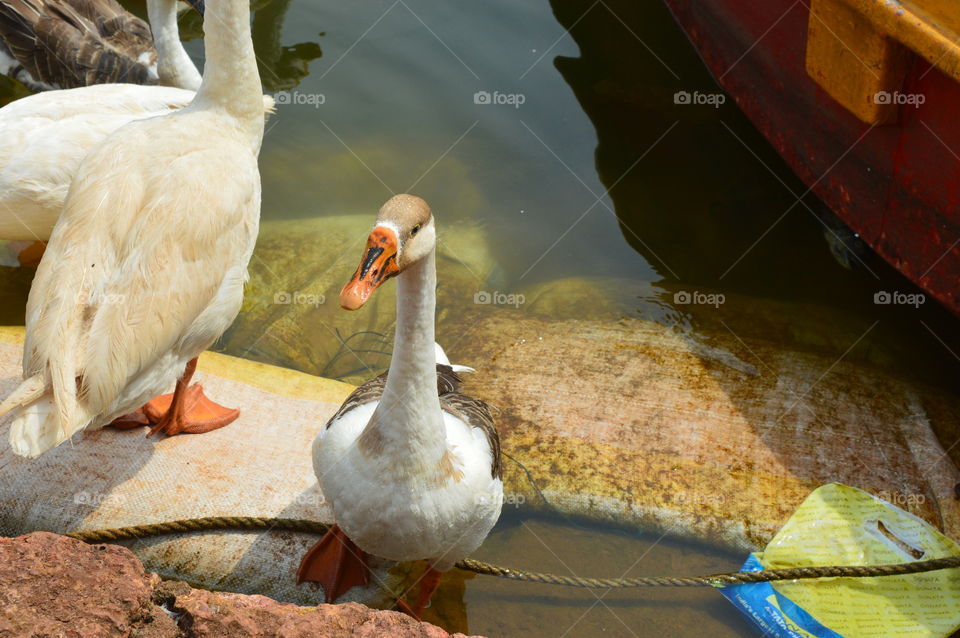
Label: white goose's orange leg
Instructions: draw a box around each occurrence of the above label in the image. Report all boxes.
[16,241,46,268]
[396,565,443,619]
[110,357,239,435]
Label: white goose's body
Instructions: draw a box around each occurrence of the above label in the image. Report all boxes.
[303,196,502,613]
[0,83,194,240]
[0,0,274,243]
[0,0,265,457]
[315,363,502,569]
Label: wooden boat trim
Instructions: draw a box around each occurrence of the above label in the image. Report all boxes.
[807,0,960,123]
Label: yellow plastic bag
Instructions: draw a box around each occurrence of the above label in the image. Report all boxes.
[721,483,960,637]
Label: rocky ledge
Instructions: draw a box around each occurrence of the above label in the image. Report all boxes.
[0,532,482,638]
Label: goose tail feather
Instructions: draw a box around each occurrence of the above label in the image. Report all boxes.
[1,372,90,458]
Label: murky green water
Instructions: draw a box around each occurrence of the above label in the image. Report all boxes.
[1,0,959,635]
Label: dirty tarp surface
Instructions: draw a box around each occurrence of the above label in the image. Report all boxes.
[0,328,400,606]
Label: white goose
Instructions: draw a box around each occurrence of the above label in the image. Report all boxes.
[0,0,271,245]
[0,0,203,91]
[0,0,264,457]
[297,194,503,617]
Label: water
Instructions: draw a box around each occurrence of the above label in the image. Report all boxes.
[234,0,959,392]
[1,0,959,636]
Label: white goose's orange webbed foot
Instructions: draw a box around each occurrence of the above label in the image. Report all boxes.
[108,357,239,436]
[297,524,371,603]
[143,384,240,436]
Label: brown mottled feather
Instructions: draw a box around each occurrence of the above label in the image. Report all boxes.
[327,363,502,478]
[439,391,501,478]
[0,0,156,88]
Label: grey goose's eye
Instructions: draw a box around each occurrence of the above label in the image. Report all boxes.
[411,224,421,236]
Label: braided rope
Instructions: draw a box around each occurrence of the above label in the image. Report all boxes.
[65,516,325,542]
[64,516,960,589]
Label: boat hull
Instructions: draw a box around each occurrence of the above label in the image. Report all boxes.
[663,0,960,315]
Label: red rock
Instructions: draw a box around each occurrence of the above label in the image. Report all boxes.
[0,533,483,638]
[0,531,175,638]
[169,589,467,638]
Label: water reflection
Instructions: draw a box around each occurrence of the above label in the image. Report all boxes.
[252,0,323,91]
[179,0,323,90]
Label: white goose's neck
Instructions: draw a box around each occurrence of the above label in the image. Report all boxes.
[148,0,202,90]
[191,0,264,139]
[368,249,446,466]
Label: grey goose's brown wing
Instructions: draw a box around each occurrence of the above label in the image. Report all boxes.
[63,0,153,57]
[0,0,156,89]
[325,363,465,428]
[325,371,388,428]
[325,362,500,477]
[0,0,49,80]
[440,391,501,479]
[436,363,463,394]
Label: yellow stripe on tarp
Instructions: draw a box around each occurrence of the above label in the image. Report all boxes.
[0,325,355,404]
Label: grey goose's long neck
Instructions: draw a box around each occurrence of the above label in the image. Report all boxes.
[367,249,446,466]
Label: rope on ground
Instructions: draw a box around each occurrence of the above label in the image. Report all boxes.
[64,516,960,589]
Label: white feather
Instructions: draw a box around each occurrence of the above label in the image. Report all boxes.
[316,404,502,571]
[434,342,475,373]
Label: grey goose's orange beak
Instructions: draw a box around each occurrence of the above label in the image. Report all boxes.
[340,226,401,310]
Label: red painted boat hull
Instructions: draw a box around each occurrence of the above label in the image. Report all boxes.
[662,1,960,315]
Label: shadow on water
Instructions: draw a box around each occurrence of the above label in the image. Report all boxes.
[251,0,323,91]
[170,0,324,91]
[548,0,960,439]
